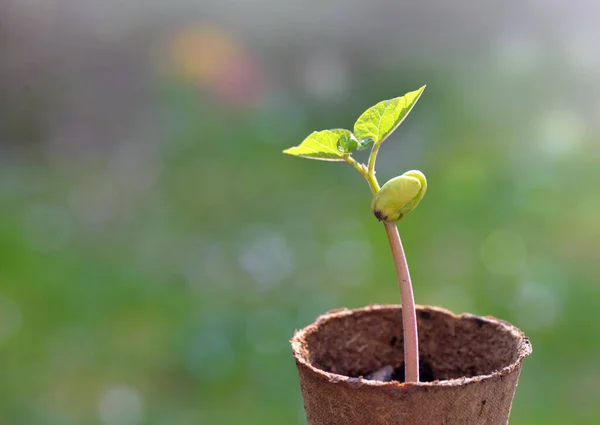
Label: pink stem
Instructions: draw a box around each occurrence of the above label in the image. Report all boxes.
[383,221,419,382]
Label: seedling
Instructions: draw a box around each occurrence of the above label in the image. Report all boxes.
[284,86,427,382]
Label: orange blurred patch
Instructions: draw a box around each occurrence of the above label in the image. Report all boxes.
[165,24,264,107]
[168,25,241,84]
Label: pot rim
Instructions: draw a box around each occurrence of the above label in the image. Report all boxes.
[291,304,532,389]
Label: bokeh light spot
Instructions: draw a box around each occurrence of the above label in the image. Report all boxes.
[494,33,542,75]
[98,386,144,425]
[513,282,561,331]
[536,108,586,158]
[167,25,240,84]
[238,225,294,290]
[480,229,527,276]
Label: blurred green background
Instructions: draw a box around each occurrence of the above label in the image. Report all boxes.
[1,1,599,424]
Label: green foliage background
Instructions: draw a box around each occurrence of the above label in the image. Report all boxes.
[1,3,600,424]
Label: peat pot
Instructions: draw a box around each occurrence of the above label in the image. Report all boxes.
[291,305,532,425]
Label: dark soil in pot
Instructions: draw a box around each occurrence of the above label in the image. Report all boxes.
[291,305,531,425]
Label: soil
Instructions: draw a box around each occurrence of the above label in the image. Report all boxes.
[303,306,521,382]
[361,358,435,382]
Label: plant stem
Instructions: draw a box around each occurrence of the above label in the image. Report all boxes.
[383,222,419,382]
[367,143,381,177]
[346,157,380,193]
[347,154,420,382]
[345,156,368,179]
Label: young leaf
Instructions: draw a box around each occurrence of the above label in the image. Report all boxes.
[356,137,374,151]
[283,129,352,161]
[354,86,426,145]
[338,133,359,153]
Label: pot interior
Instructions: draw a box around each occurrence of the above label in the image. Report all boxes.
[300,306,526,382]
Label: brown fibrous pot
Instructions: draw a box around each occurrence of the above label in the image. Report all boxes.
[291,304,532,425]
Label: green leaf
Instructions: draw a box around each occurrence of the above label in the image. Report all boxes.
[354,86,426,145]
[356,137,374,151]
[338,134,359,153]
[283,129,352,161]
